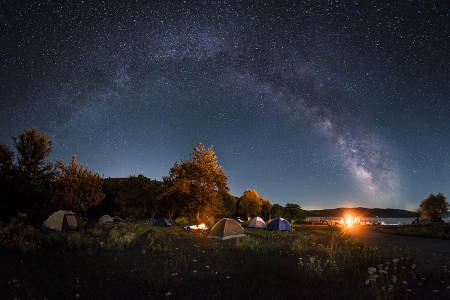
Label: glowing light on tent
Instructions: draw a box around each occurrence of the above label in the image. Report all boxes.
[197,223,207,230]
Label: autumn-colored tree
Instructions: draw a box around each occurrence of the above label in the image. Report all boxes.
[419,193,449,220]
[12,128,54,211]
[166,143,228,223]
[158,176,189,223]
[53,155,105,212]
[237,189,262,219]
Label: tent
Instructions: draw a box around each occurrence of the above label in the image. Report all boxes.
[248,216,267,229]
[98,215,114,225]
[42,210,84,232]
[112,216,122,223]
[208,218,246,240]
[266,218,292,231]
[153,218,172,227]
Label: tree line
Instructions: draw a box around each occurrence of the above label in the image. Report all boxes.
[0,128,306,225]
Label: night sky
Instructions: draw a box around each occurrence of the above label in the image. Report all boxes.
[1,1,449,210]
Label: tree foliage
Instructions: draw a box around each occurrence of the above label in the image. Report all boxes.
[283,203,306,222]
[260,198,272,220]
[12,128,55,211]
[110,175,161,219]
[0,143,15,220]
[270,204,284,218]
[165,143,228,222]
[237,189,262,219]
[419,193,449,220]
[217,191,237,218]
[53,155,105,212]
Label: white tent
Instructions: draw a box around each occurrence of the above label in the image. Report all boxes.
[248,216,267,228]
[42,210,84,232]
[98,215,114,225]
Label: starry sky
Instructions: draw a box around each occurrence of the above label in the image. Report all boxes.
[1,1,449,210]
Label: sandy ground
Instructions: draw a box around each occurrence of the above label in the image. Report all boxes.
[345,225,450,266]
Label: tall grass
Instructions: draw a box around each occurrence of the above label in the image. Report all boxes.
[1,221,450,299]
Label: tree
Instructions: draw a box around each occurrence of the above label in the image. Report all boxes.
[12,128,54,211]
[217,191,237,218]
[260,198,272,220]
[271,204,284,218]
[110,175,161,219]
[236,189,262,219]
[166,143,228,223]
[419,193,449,220]
[53,155,105,212]
[283,203,306,223]
[0,143,15,220]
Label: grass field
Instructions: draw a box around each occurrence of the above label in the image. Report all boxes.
[1,219,450,300]
[379,222,450,240]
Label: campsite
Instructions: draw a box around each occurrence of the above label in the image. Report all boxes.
[2,219,450,299]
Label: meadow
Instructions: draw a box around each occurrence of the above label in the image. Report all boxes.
[1,219,450,300]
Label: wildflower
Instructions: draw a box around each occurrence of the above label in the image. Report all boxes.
[368,267,377,275]
[206,265,209,268]
[165,292,171,297]
[378,269,387,274]
[226,276,230,279]
[411,264,416,269]
[171,273,177,276]
[193,270,198,273]
[391,275,397,283]
[402,281,407,285]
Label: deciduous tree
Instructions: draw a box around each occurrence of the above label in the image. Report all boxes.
[0,143,15,220]
[12,128,54,211]
[53,155,105,212]
[283,203,306,223]
[260,198,272,220]
[270,204,284,218]
[419,193,449,220]
[166,143,228,223]
[237,189,262,219]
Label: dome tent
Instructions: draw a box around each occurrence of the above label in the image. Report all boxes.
[153,218,172,227]
[266,218,292,231]
[42,210,84,232]
[248,216,267,228]
[208,218,246,240]
[98,215,114,225]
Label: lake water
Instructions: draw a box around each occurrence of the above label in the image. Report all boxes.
[306,217,450,225]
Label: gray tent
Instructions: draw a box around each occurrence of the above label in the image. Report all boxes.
[42,210,84,232]
[208,218,246,240]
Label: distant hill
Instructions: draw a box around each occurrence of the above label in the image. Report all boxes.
[305,207,417,218]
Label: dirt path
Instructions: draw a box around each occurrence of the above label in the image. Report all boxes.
[345,225,450,265]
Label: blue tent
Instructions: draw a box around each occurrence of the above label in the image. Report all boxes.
[266,218,292,231]
[153,218,172,227]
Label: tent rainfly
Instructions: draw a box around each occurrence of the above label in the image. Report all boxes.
[153,218,172,227]
[98,215,114,225]
[248,216,267,228]
[208,218,246,240]
[42,210,84,232]
[266,217,292,231]
[112,216,122,223]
